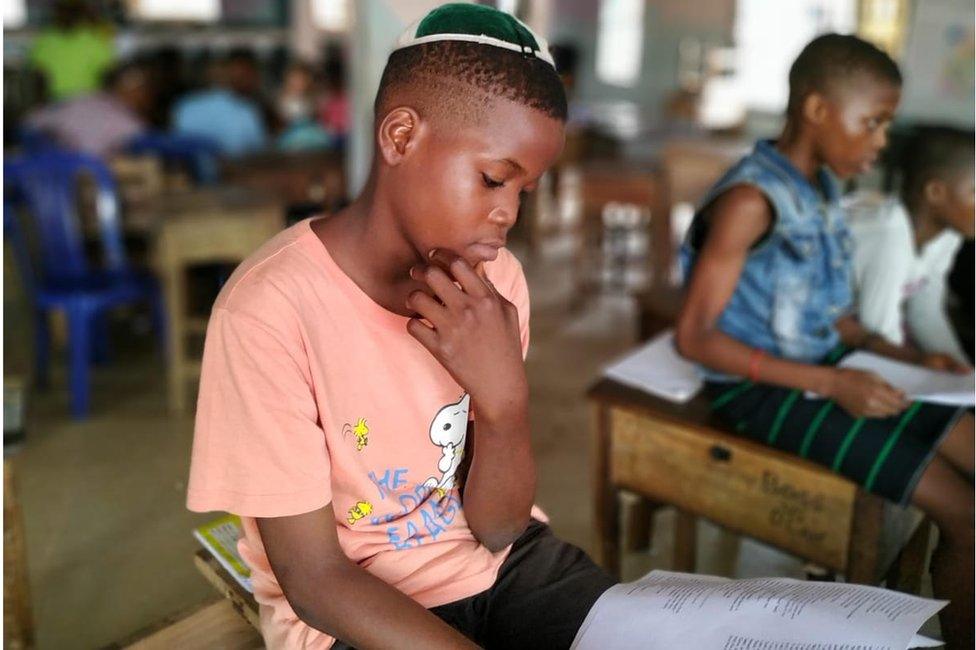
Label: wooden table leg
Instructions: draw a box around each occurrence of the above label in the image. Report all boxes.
[625,496,656,552]
[674,509,698,572]
[4,458,34,650]
[592,404,620,578]
[847,490,883,584]
[163,257,187,414]
[886,518,932,594]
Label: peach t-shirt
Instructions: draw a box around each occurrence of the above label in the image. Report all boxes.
[187,219,532,649]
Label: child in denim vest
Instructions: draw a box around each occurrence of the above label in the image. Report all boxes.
[676,34,973,648]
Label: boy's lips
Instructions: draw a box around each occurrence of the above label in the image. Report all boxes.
[469,241,505,261]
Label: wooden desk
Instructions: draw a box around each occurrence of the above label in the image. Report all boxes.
[221,149,345,209]
[4,456,33,650]
[151,187,285,413]
[566,161,671,298]
[588,378,930,590]
[659,138,748,208]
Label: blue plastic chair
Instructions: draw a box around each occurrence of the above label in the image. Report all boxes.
[125,132,221,185]
[17,126,59,153]
[4,149,166,418]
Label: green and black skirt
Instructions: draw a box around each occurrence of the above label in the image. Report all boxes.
[704,348,965,505]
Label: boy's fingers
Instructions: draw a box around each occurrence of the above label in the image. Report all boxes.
[416,265,466,310]
[408,266,441,301]
[428,249,489,298]
[406,317,438,351]
[426,249,462,276]
[406,290,448,328]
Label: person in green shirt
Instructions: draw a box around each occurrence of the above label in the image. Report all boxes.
[29,0,115,101]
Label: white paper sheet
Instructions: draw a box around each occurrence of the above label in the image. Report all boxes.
[603,330,703,402]
[814,351,974,406]
[908,633,943,648]
[571,570,946,650]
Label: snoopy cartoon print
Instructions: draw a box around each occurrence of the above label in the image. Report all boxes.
[423,393,470,496]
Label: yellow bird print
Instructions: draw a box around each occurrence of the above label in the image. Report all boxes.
[347,500,373,525]
[352,418,369,451]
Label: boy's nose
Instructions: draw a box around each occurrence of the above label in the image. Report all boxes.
[488,205,517,229]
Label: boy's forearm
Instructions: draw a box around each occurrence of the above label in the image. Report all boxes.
[294,557,477,650]
[462,402,536,552]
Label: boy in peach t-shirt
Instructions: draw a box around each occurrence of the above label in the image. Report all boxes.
[187,5,615,649]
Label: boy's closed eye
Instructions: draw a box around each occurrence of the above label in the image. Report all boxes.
[480,172,539,201]
[481,172,505,188]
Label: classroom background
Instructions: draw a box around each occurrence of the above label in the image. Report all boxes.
[2,0,973,648]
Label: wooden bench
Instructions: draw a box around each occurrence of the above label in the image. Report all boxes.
[589,377,931,592]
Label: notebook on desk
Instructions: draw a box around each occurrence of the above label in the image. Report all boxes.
[602,330,703,403]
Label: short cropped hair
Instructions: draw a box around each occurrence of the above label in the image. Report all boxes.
[901,126,975,204]
[787,33,901,116]
[374,41,567,127]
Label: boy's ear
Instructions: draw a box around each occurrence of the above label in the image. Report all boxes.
[924,179,948,206]
[802,92,830,126]
[377,107,423,166]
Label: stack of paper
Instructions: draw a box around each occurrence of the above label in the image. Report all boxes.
[603,330,703,403]
[572,570,946,649]
[829,352,975,406]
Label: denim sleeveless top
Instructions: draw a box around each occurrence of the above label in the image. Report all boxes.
[680,140,854,380]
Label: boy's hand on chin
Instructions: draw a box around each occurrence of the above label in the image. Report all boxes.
[405,249,528,423]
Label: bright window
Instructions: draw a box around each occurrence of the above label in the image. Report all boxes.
[733,0,857,112]
[2,0,25,28]
[595,0,645,88]
[311,0,349,32]
[131,0,220,22]
[496,0,519,15]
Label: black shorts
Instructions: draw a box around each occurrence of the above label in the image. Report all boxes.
[333,519,616,649]
[704,348,965,505]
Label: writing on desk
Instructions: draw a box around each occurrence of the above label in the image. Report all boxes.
[762,471,828,545]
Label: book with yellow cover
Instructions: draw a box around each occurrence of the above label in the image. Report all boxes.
[193,514,253,593]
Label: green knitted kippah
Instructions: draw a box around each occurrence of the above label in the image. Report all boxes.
[394,3,555,67]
